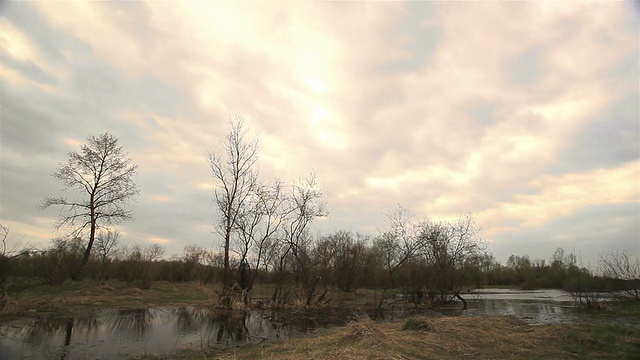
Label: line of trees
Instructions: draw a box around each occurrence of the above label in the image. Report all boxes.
[203,119,497,308]
[1,213,486,309]
[1,118,637,312]
[2,225,638,310]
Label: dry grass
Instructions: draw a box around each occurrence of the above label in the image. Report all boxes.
[1,280,211,318]
[401,316,437,332]
[204,315,640,360]
[340,314,388,345]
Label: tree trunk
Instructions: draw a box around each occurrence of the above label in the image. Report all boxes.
[223,217,232,288]
[377,288,388,310]
[64,319,74,346]
[0,276,6,311]
[454,292,468,310]
[75,210,97,281]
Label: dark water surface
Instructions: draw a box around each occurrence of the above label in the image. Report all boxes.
[0,289,637,359]
[0,306,373,360]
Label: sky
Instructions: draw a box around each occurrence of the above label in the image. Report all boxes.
[0,1,638,267]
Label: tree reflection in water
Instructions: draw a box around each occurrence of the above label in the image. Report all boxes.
[110,308,153,338]
[0,306,358,359]
[0,315,100,359]
[0,289,623,359]
[175,307,275,347]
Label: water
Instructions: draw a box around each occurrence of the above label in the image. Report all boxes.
[458,288,637,327]
[460,289,578,325]
[0,289,636,359]
[0,307,361,359]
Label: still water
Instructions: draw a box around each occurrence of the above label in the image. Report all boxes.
[0,307,362,360]
[461,288,579,325]
[0,289,635,359]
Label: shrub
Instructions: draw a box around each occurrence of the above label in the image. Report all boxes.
[31,237,85,284]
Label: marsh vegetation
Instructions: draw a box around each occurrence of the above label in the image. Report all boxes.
[1,280,639,359]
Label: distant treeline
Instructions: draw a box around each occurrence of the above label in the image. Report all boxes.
[2,230,638,307]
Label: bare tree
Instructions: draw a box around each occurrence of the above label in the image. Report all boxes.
[334,233,368,292]
[118,243,165,289]
[0,225,8,255]
[285,174,327,305]
[270,174,327,307]
[234,179,288,303]
[600,250,640,301]
[0,225,35,310]
[420,213,485,309]
[94,228,120,282]
[374,205,423,309]
[208,117,259,291]
[311,231,368,294]
[0,224,11,310]
[181,245,212,283]
[95,229,120,263]
[42,132,139,280]
[36,237,86,284]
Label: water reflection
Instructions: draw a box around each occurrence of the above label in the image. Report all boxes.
[463,299,578,325]
[0,307,322,359]
[460,289,639,327]
[1,289,636,359]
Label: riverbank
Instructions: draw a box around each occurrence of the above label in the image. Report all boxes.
[4,279,638,321]
[1,280,211,319]
[136,315,640,359]
[1,279,398,319]
[3,280,640,359]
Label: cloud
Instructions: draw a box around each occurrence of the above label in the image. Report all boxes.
[0,1,637,266]
[506,45,545,87]
[550,94,640,174]
[382,1,441,72]
[477,161,640,233]
[490,202,640,265]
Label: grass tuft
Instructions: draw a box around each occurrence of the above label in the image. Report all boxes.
[339,314,387,345]
[402,316,437,332]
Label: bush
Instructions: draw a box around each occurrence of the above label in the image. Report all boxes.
[30,237,85,284]
[113,244,165,289]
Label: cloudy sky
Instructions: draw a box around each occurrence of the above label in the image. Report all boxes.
[1,1,638,266]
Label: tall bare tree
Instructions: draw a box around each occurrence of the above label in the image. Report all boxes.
[374,205,423,308]
[600,250,640,301]
[208,117,259,289]
[234,179,288,302]
[419,213,485,309]
[42,132,139,280]
[268,174,327,306]
[285,174,327,305]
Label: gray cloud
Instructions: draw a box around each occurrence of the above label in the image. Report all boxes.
[490,203,640,266]
[381,1,441,72]
[507,46,544,87]
[1,1,637,263]
[549,94,639,174]
[4,2,83,62]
